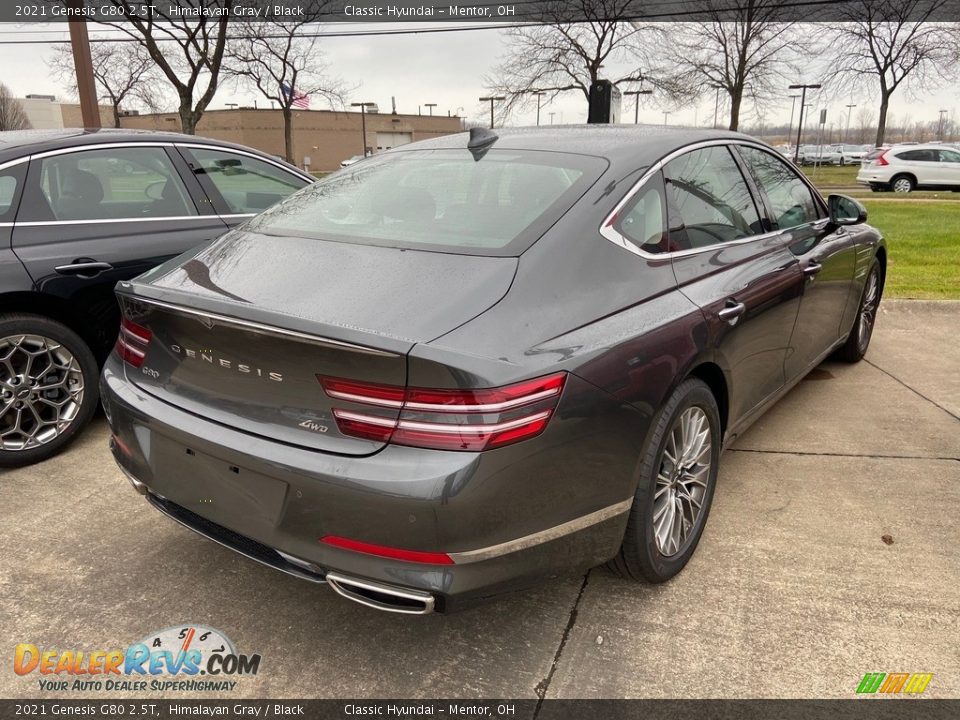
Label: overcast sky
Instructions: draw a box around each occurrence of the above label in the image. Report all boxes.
[0,22,956,134]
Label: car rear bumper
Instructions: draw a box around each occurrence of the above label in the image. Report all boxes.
[100,356,638,613]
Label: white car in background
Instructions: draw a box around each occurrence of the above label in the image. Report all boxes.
[857,144,960,192]
[832,144,873,165]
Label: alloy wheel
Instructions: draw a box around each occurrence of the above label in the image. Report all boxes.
[0,334,84,451]
[858,268,880,353]
[892,177,913,193]
[653,406,712,557]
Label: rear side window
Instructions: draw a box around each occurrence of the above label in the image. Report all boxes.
[21,147,197,222]
[614,172,668,253]
[663,146,762,250]
[896,149,936,162]
[0,171,19,220]
[246,149,607,256]
[738,146,820,230]
[182,147,306,214]
[938,149,960,163]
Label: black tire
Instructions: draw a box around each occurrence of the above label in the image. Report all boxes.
[837,258,882,363]
[0,313,100,468]
[891,174,915,193]
[608,378,722,583]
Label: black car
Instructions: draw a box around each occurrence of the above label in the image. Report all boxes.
[101,127,884,613]
[0,129,312,466]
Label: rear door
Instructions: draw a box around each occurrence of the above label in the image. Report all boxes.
[176,145,310,228]
[11,144,227,357]
[936,148,960,186]
[735,145,857,380]
[665,144,804,425]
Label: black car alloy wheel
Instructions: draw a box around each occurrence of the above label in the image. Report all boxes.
[0,314,99,468]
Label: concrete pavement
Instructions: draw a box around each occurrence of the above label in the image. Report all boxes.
[1,300,957,700]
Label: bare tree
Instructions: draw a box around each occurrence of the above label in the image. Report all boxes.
[856,105,874,143]
[824,0,958,146]
[483,0,675,123]
[99,1,233,134]
[666,0,805,131]
[226,6,347,163]
[0,83,31,131]
[48,42,161,128]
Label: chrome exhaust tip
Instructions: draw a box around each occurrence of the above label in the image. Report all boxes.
[325,571,435,615]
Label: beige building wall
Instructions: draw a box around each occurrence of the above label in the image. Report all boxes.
[119,108,462,171]
[59,102,117,129]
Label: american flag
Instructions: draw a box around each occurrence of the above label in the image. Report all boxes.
[280,83,310,109]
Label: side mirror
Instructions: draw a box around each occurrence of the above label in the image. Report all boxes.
[828,194,867,226]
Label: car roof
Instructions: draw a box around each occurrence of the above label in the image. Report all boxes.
[0,128,300,169]
[396,125,758,169]
[889,143,952,150]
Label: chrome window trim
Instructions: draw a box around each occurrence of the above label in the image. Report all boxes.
[600,138,799,259]
[0,157,30,171]
[15,215,209,227]
[448,498,633,564]
[29,141,175,160]
[120,294,399,358]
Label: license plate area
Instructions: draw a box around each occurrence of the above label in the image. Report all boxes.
[149,435,289,532]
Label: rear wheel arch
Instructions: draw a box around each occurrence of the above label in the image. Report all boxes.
[0,292,102,360]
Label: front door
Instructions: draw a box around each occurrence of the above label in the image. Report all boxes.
[734,145,857,380]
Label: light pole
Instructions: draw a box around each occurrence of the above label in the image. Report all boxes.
[350,101,376,157]
[533,91,546,126]
[623,89,653,124]
[844,103,857,143]
[789,83,822,163]
[663,110,671,126]
[786,94,800,149]
[709,84,724,129]
[478,96,505,129]
[549,112,556,125]
[938,109,949,141]
[424,103,437,116]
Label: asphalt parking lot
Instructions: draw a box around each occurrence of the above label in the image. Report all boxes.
[2,300,958,700]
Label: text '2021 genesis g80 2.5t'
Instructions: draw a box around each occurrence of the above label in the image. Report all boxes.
[101,126,885,614]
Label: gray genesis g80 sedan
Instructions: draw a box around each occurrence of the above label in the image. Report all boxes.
[101,126,885,614]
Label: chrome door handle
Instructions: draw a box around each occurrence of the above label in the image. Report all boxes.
[803,262,823,277]
[54,261,114,276]
[718,301,746,325]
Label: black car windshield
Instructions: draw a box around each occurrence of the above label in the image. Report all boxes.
[245,148,607,256]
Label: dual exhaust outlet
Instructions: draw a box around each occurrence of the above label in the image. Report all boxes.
[119,460,437,615]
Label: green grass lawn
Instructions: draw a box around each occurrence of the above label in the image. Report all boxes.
[862,200,960,299]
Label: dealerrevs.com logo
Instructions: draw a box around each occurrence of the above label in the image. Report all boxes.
[14,624,261,693]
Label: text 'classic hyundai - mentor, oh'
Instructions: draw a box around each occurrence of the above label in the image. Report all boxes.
[101,126,885,614]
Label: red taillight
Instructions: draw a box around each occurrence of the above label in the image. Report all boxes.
[319,372,566,452]
[115,317,152,369]
[876,151,889,166]
[319,535,454,565]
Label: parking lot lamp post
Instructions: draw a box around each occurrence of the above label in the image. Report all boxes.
[789,83,821,163]
[845,103,857,143]
[425,103,437,116]
[350,102,375,157]
[479,96,506,129]
[623,89,652,124]
[533,92,547,125]
[663,110,671,126]
[786,94,800,151]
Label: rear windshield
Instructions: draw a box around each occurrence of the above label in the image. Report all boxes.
[245,148,607,256]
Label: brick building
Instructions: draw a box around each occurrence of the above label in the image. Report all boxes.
[119,108,463,172]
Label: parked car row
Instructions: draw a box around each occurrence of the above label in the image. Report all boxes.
[777,143,874,166]
[0,129,313,466]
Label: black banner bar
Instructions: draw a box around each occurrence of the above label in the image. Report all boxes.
[2,0,960,24]
[2,700,960,720]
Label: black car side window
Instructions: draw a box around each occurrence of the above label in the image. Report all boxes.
[21,147,197,223]
[663,146,762,251]
[182,148,306,215]
[0,166,21,221]
[738,146,819,231]
[614,172,668,253]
